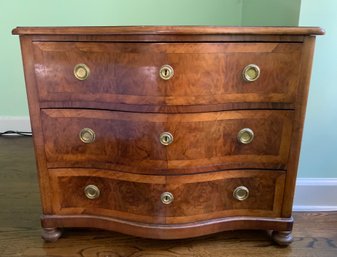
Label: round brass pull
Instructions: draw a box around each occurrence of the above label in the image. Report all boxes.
[237,128,254,144]
[160,132,173,146]
[84,185,100,199]
[233,186,249,201]
[74,63,90,80]
[79,128,96,144]
[159,64,174,80]
[161,192,174,204]
[242,64,260,82]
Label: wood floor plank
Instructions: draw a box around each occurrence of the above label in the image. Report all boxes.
[0,137,336,257]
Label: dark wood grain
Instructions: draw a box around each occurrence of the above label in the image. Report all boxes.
[47,168,285,226]
[33,42,301,107]
[41,109,167,172]
[49,168,166,224]
[41,109,293,173]
[164,170,286,223]
[166,110,293,172]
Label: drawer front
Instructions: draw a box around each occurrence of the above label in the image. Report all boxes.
[33,42,301,107]
[165,170,286,223]
[166,110,293,172]
[41,109,293,173]
[49,169,166,224]
[41,109,167,173]
[49,169,285,224]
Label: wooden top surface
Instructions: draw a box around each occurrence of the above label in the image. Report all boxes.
[12,26,325,36]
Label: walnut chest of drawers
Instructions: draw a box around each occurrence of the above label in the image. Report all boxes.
[13,26,323,245]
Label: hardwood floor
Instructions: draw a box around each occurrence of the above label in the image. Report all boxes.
[0,136,336,257]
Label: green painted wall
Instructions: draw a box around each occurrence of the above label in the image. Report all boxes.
[241,0,301,26]
[298,0,336,178]
[0,0,244,116]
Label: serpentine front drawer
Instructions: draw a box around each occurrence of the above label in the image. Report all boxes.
[33,42,301,108]
[49,168,285,227]
[41,109,293,173]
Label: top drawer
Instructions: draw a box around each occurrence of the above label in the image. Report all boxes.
[33,42,302,108]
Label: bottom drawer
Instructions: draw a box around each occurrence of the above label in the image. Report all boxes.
[165,170,285,224]
[49,169,285,224]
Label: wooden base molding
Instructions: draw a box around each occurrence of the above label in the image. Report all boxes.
[41,215,293,240]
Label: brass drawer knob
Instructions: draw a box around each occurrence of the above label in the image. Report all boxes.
[242,64,260,82]
[84,185,100,199]
[160,132,173,146]
[233,186,249,201]
[161,192,174,204]
[159,64,174,80]
[237,128,254,144]
[74,63,90,80]
[79,128,96,144]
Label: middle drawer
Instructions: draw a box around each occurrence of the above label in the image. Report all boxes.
[41,109,293,174]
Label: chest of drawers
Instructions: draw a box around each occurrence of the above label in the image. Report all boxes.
[13,26,323,245]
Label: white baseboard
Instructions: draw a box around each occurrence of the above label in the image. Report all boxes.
[294,178,337,211]
[0,117,336,211]
[0,116,31,132]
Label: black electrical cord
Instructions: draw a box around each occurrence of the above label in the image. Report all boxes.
[0,130,32,136]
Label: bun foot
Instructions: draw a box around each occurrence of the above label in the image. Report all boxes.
[272,230,293,246]
[41,228,62,242]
